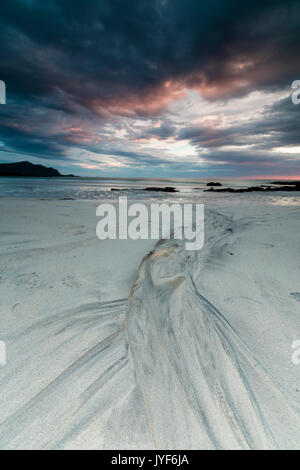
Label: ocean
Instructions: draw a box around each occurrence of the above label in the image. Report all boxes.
[0,176,299,206]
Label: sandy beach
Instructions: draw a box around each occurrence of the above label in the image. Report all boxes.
[0,198,156,449]
[0,197,299,449]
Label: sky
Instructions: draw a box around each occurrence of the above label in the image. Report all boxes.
[0,0,300,178]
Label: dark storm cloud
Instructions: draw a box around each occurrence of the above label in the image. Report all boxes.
[176,96,300,150]
[82,149,174,168]
[253,97,300,148]
[177,125,243,148]
[0,0,300,174]
[201,149,300,176]
[142,123,176,139]
[0,116,65,159]
[1,0,299,108]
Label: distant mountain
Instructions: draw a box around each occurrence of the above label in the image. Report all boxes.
[0,161,76,177]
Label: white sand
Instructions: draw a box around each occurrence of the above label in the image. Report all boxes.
[127,205,300,449]
[0,198,300,449]
[0,199,154,449]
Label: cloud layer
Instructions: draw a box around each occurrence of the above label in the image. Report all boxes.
[0,0,300,177]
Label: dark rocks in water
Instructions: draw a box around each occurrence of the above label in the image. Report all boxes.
[271,181,299,185]
[290,293,300,301]
[111,188,132,191]
[144,187,178,192]
[111,186,178,192]
[205,187,238,193]
[205,184,300,193]
[206,182,222,187]
[0,161,77,177]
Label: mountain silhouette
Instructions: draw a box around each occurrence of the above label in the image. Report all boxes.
[0,161,76,177]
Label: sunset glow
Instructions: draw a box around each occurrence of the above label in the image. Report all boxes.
[0,1,299,178]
